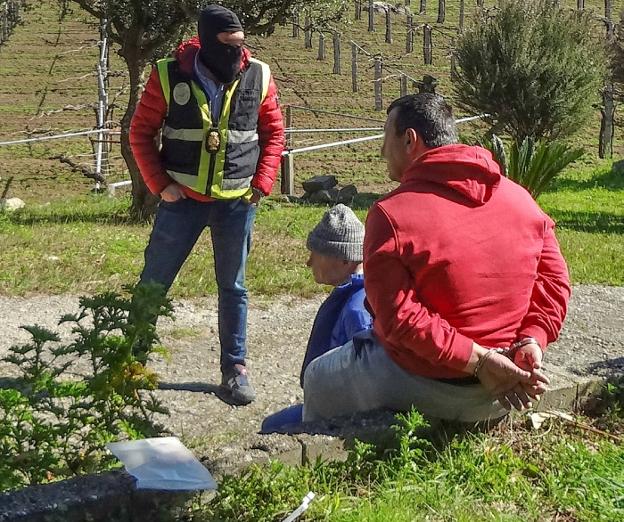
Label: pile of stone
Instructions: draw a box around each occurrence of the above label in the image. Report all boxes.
[299,175,358,205]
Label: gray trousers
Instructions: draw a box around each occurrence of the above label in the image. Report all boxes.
[302,333,509,423]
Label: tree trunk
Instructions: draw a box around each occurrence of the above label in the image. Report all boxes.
[599,81,615,159]
[351,42,358,92]
[374,56,382,111]
[333,32,341,74]
[317,31,325,60]
[459,0,465,33]
[121,54,159,222]
[423,24,432,65]
[385,8,392,44]
[437,0,445,24]
[304,13,312,48]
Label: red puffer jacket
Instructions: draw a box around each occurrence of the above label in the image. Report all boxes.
[130,37,284,201]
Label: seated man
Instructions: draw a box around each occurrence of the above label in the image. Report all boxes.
[302,94,571,423]
[261,204,372,432]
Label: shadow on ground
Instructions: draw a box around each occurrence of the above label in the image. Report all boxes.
[158,381,243,407]
[548,209,624,234]
[545,162,624,193]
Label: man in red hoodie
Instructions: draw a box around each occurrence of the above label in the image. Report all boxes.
[130,5,284,405]
[302,94,570,422]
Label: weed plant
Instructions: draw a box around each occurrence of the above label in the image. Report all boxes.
[187,403,624,522]
[0,285,172,491]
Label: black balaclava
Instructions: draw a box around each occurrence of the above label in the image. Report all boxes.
[198,5,244,84]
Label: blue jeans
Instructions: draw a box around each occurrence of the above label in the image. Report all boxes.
[140,197,256,373]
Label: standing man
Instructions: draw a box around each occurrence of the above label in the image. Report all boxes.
[303,94,570,422]
[130,5,284,405]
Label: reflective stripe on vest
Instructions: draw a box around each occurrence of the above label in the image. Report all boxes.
[156,56,267,199]
[249,58,270,101]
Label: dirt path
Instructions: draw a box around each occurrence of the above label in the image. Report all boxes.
[1,285,623,468]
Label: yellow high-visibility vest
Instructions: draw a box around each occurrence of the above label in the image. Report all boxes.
[156,56,270,199]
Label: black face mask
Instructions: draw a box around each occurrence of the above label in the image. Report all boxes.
[198,5,244,83]
[198,39,242,84]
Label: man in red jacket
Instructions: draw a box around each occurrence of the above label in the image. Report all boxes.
[130,5,284,405]
[302,94,570,422]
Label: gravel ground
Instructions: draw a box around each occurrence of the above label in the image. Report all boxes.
[1,285,622,469]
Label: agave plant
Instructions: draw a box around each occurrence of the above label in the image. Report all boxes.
[483,136,584,199]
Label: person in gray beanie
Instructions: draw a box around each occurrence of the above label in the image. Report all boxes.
[302,204,371,375]
[306,203,365,265]
[260,204,372,433]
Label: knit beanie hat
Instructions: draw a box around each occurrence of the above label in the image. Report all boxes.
[306,204,365,262]
[198,5,243,40]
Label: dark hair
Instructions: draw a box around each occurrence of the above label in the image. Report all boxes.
[387,93,458,148]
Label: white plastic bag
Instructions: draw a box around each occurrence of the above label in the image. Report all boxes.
[107,437,217,491]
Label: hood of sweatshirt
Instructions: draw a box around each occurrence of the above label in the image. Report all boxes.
[173,36,251,79]
[403,144,502,205]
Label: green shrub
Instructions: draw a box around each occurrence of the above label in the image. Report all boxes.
[483,135,584,199]
[0,285,172,491]
[454,0,607,142]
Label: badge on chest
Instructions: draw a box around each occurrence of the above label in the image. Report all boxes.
[206,127,221,153]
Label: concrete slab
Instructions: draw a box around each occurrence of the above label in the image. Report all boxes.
[0,472,191,522]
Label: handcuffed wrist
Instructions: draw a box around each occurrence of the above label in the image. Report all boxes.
[473,348,506,378]
[511,337,541,351]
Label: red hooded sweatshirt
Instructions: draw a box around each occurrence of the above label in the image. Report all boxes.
[364,144,571,379]
[130,37,284,200]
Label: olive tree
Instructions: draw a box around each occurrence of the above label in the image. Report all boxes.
[71,0,348,221]
[453,0,607,142]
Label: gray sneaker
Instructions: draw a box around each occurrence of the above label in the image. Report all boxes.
[221,364,256,405]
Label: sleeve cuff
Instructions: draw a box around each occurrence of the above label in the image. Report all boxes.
[251,182,269,196]
[444,332,475,371]
[146,175,172,196]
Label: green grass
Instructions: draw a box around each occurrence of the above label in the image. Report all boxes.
[346,438,623,521]
[187,405,624,522]
[0,158,622,296]
[538,161,624,285]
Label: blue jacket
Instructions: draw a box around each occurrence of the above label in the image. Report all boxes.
[300,274,372,386]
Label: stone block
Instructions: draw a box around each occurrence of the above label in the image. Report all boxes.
[302,175,337,193]
[0,198,25,212]
[0,471,191,522]
[309,188,339,204]
[337,184,358,205]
